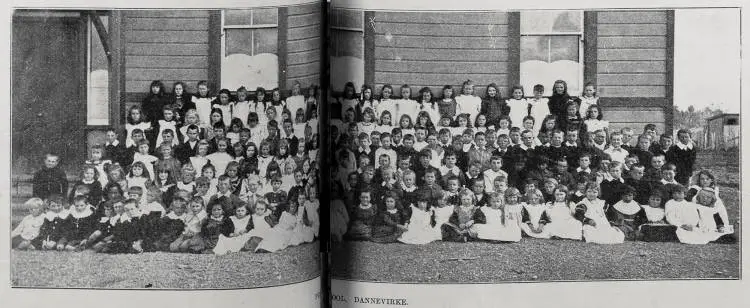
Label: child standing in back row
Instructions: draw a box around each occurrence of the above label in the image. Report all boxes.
[192,81,214,127]
[506,85,527,129]
[455,80,481,125]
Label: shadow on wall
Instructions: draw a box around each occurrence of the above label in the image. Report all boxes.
[330,56,364,92]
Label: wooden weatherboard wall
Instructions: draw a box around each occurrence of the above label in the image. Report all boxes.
[595,10,674,134]
[371,11,510,97]
[286,3,322,89]
[122,10,211,117]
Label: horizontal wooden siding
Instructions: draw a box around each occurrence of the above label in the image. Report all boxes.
[286,3,322,88]
[372,11,510,97]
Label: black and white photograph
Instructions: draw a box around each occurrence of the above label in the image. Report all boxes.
[10,2,323,289]
[328,7,741,283]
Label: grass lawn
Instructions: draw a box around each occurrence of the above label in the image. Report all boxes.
[11,242,321,289]
[331,150,741,283]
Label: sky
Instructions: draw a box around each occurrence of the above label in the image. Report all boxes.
[674,8,741,113]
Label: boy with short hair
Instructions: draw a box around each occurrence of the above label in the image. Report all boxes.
[468,132,492,170]
[263,175,288,218]
[604,131,629,164]
[374,132,398,169]
[630,134,654,170]
[413,149,440,187]
[649,133,673,158]
[483,155,508,193]
[209,175,247,216]
[104,129,128,167]
[356,132,375,167]
[32,153,68,200]
[439,150,466,189]
[413,127,429,152]
[643,154,666,183]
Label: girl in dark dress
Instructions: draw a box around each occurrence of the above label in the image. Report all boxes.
[548,79,573,122]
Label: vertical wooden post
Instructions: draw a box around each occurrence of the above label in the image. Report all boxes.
[665,10,675,135]
[208,10,222,91]
[583,11,598,88]
[278,7,289,91]
[507,12,520,89]
[363,10,375,88]
[108,10,124,129]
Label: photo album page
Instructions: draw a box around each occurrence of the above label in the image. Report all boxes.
[1,0,323,307]
[327,0,747,307]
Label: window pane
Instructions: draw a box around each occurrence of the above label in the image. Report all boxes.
[332,8,363,29]
[520,34,582,96]
[88,15,108,126]
[254,28,278,54]
[520,36,549,62]
[521,10,582,33]
[225,28,253,56]
[224,9,253,26]
[550,35,579,62]
[253,8,278,25]
[225,8,278,26]
[333,29,363,58]
[226,28,278,56]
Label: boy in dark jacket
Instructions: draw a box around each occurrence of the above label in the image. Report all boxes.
[32,153,68,200]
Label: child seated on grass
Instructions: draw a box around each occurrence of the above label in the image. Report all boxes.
[372,192,408,243]
[442,188,486,242]
[170,197,207,253]
[542,186,582,240]
[606,186,645,241]
[520,189,550,239]
[12,198,45,250]
[346,190,377,241]
[574,182,625,244]
[666,185,729,245]
[637,189,677,242]
[398,192,438,245]
[472,191,522,242]
[60,196,98,251]
[32,195,69,251]
[197,201,234,254]
[150,198,188,252]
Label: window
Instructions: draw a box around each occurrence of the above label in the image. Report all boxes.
[87,14,109,126]
[520,10,584,96]
[221,8,279,90]
[330,8,364,92]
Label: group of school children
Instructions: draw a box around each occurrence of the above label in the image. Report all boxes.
[329,79,736,245]
[13,80,321,254]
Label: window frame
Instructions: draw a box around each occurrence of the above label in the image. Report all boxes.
[220,9,279,58]
[330,8,364,59]
[85,13,110,126]
[519,10,585,97]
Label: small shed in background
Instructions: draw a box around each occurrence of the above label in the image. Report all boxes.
[704,113,739,150]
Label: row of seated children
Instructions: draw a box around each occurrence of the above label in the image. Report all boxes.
[12,182,320,254]
[331,161,734,245]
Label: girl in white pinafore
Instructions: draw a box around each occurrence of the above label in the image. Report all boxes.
[472,191,521,242]
[255,203,298,253]
[213,205,253,255]
[288,193,315,246]
[245,201,276,240]
[398,201,437,245]
[520,189,551,239]
[665,187,724,245]
[431,196,455,241]
[543,186,583,240]
[575,183,624,244]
